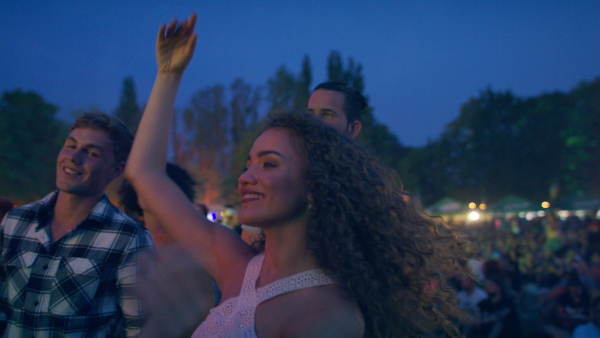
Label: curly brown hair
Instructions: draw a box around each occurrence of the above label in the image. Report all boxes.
[261,112,472,337]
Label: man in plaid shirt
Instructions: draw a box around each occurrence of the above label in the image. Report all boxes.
[0,112,155,337]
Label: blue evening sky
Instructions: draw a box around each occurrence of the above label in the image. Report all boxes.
[1,1,599,146]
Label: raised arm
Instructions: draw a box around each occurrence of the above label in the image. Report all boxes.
[125,14,253,288]
[126,14,197,174]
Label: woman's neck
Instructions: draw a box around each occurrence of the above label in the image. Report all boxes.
[259,220,318,287]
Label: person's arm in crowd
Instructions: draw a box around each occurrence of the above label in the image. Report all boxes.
[0,217,8,334]
[118,229,155,337]
[124,13,252,288]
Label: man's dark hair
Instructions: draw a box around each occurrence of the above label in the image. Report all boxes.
[194,203,209,217]
[70,112,134,164]
[313,81,367,123]
[118,163,196,218]
[0,198,14,220]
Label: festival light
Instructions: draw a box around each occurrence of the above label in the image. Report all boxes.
[208,212,217,222]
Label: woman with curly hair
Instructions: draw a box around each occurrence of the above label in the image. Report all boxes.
[127,13,471,337]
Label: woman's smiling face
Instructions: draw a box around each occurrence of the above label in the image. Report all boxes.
[237,128,309,228]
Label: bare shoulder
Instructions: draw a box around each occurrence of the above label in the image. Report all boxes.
[287,284,364,337]
[257,284,364,337]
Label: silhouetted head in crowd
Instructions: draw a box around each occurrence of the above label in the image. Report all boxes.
[194,203,208,217]
[70,111,134,165]
[307,81,367,138]
[119,162,196,220]
[0,199,14,221]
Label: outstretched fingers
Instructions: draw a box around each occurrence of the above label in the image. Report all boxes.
[160,13,196,39]
[185,13,197,34]
[155,13,197,73]
[166,19,178,37]
[156,24,166,43]
[186,33,198,57]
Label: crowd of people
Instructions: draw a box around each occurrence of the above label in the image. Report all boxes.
[123,13,474,337]
[0,12,598,337]
[447,212,600,337]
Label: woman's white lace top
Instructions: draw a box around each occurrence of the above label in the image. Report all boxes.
[192,253,334,337]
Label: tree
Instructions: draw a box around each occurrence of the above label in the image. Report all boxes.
[267,65,301,114]
[0,90,68,203]
[266,55,313,116]
[326,51,364,92]
[562,78,600,198]
[173,78,263,205]
[113,77,141,133]
[442,89,524,203]
[400,140,454,206]
[179,85,230,204]
[230,78,261,146]
[325,50,408,181]
[223,78,263,202]
[294,55,312,110]
[326,51,346,86]
[404,80,600,206]
[515,92,572,202]
[221,120,264,204]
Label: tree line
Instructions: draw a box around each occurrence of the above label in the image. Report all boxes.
[1,51,598,207]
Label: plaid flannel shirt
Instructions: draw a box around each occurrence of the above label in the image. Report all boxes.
[0,191,155,337]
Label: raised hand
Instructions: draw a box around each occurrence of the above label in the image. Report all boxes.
[156,13,197,74]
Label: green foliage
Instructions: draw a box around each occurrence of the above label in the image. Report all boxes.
[4,63,596,210]
[0,90,68,203]
[172,78,262,204]
[113,77,140,133]
[326,51,364,92]
[408,78,600,207]
[564,78,600,197]
[178,84,230,203]
[325,50,409,178]
[294,55,312,110]
[5,54,587,211]
[221,120,265,204]
[267,65,298,114]
[230,78,261,146]
[400,139,454,206]
[183,84,229,165]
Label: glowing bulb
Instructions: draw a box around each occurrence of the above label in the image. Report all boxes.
[469,202,476,209]
[468,211,480,221]
[208,212,217,222]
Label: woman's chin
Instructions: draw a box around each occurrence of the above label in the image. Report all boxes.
[238,214,257,227]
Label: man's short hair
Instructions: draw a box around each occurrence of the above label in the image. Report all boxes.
[118,163,196,218]
[313,81,367,123]
[194,203,208,217]
[71,112,133,164]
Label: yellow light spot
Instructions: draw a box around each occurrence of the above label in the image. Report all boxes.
[468,211,480,221]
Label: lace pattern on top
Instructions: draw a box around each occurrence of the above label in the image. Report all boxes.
[255,264,334,303]
[192,253,334,337]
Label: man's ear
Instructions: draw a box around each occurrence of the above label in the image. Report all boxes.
[348,121,362,139]
[111,162,126,180]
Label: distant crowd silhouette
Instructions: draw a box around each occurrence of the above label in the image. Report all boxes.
[447,211,600,337]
